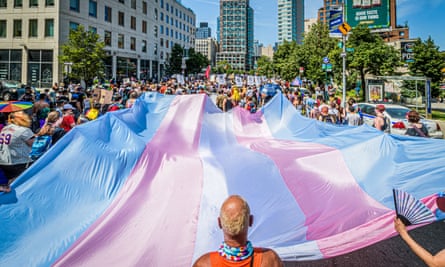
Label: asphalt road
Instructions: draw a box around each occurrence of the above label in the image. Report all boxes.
[284,220,445,267]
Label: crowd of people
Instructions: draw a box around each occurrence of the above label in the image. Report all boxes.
[0,76,442,265]
[0,77,433,192]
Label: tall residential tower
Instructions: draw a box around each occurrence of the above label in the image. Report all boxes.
[278,0,304,44]
[217,0,254,71]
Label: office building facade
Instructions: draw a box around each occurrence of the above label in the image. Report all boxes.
[217,0,254,71]
[0,0,195,88]
[194,37,217,67]
[318,0,343,25]
[196,22,211,39]
[277,0,304,44]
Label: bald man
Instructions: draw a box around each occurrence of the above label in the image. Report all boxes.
[193,195,283,267]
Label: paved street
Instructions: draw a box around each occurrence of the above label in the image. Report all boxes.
[284,220,445,267]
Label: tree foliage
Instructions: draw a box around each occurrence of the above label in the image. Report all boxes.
[273,40,299,81]
[256,56,274,77]
[59,25,107,85]
[347,24,400,92]
[298,22,337,85]
[186,48,209,74]
[165,44,209,76]
[407,37,445,97]
[165,43,184,75]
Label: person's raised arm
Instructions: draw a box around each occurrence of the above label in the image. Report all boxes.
[394,217,445,267]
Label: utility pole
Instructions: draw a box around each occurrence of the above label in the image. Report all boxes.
[338,4,351,108]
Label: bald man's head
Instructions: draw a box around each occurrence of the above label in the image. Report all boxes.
[219,195,252,236]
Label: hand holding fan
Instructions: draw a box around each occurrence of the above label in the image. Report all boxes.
[392,188,436,226]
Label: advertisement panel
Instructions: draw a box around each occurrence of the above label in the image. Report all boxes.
[345,0,390,29]
[400,40,415,63]
[329,9,343,35]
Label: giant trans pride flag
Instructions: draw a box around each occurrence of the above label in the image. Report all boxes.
[0,92,444,266]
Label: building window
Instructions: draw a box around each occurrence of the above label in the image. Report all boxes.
[13,20,22,37]
[142,1,147,14]
[89,0,97,18]
[0,0,7,8]
[45,0,54,6]
[69,0,79,12]
[131,0,136,9]
[160,25,163,34]
[118,34,124,49]
[160,38,163,47]
[130,37,136,51]
[142,20,147,33]
[0,21,5,37]
[89,26,97,33]
[44,19,54,37]
[160,0,163,8]
[69,22,79,31]
[105,6,112,23]
[118,12,124,26]
[29,19,38,37]
[118,0,124,3]
[104,31,111,46]
[154,25,158,38]
[0,49,22,81]
[154,43,157,55]
[14,0,22,8]
[27,50,53,88]
[29,0,38,7]
[131,16,136,30]
[142,40,147,53]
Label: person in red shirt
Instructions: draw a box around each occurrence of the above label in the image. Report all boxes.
[60,104,76,132]
[193,195,283,267]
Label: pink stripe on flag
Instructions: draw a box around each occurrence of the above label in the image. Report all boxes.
[318,194,439,257]
[232,109,390,241]
[54,95,206,266]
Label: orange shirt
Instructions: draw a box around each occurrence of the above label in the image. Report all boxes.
[209,248,263,267]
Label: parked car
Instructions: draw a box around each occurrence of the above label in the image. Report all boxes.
[357,103,443,139]
[0,80,21,101]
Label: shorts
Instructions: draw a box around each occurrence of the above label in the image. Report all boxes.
[0,163,28,183]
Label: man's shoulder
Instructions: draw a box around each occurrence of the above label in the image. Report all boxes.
[192,252,212,267]
[257,248,283,267]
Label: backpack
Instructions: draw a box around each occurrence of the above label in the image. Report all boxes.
[381,116,391,133]
[29,135,52,161]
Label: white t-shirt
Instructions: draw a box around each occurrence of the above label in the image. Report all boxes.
[0,124,34,165]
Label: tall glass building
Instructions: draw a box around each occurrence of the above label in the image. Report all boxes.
[277,0,304,44]
[217,0,254,71]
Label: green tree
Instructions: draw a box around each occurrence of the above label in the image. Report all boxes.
[256,56,274,77]
[273,40,299,81]
[186,49,209,75]
[60,25,107,85]
[407,37,445,97]
[298,22,337,86]
[165,43,184,75]
[347,24,400,92]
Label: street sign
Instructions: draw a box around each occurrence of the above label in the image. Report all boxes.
[322,63,327,70]
[323,57,330,64]
[338,22,352,35]
[299,67,304,73]
[346,47,355,52]
[326,63,333,72]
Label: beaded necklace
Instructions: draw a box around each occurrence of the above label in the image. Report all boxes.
[218,241,253,261]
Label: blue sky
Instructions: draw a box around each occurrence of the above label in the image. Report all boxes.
[180,0,444,50]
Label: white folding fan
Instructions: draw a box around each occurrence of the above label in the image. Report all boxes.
[392,188,437,226]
